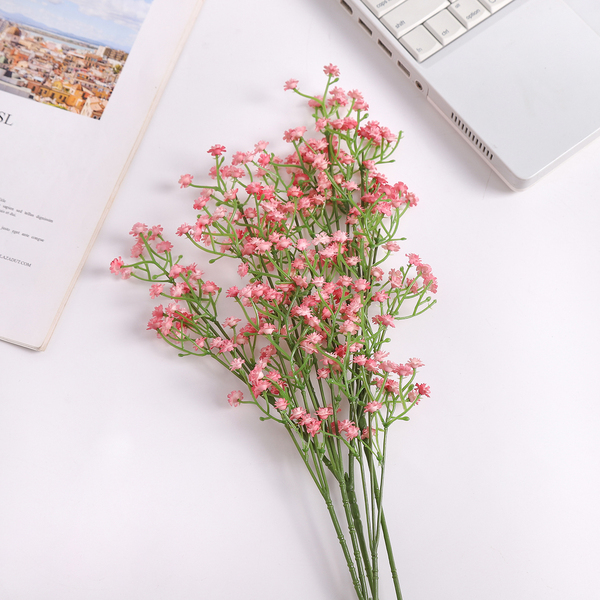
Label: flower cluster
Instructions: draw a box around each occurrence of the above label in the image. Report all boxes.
[111,65,436,600]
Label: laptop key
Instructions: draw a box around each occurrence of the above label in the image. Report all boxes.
[382,0,450,39]
[362,0,407,18]
[478,0,514,13]
[400,25,443,62]
[424,9,466,45]
[448,0,490,29]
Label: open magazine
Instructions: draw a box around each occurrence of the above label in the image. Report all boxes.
[0,0,205,350]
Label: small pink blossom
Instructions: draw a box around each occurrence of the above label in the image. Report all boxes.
[407,358,425,368]
[109,257,124,275]
[208,144,226,156]
[223,316,241,328]
[129,222,148,237]
[317,368,330,379]
[284,78,299,90]
[353,279,370,292]
[372,314,395,328]
[201,281,219,295]
[305,418,322,437]
[316,406,334,420]
[340,320,360,335]
[337,419,353,432]
[155,240,173,254]
[361,427,375,439]
[176,223,192,237]
[149,283,164,298]
[323,63,340,77]
[230,358,245,371]
[364,401,383,413]
[345,425,360,441]
[290,407,307,421]
[308,95,323,108]
[283,126,307,143]
[274,398,288,410]
[227,390,243,407]
[416,383,431,397]
[179,174,193,188]
[407,253,422,266]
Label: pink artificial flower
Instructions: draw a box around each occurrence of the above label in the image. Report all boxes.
[170,282,188,297]
[337,419,353,433]
[109,257,124,275]
[407,253,422,266]
[372,314,395,328]
[290,407,307,421]
[317,368,330,379]
[176,223,192,237]
[364,401,383,413]
[323,63,340,77]
[383,242,400,252]
[284,78,299,90]
[296,238,310,251]
[388,268,404,289]
[149,284,164,299]
[371,267,383,281]
[259,323,277,335]
[208,144,226,156]
[308,95,323,108]
[407,358,425,368]
[340,320,360,335]
[353,279,370,292]
[316,406,334,420]
[371,291,388,303]
[223,316,241,328]
[283,126,307,143]
[345,425,360,441]
[361,427,374,439]
[179,174,193,188]
[155,240,173,254]
[416,383,431,397]
[230,358,245,371]
[227,390,243,407]
[305,418,322,437]
[129,222,148,237]
[201,281,219,295]
[274,398,288,410]
[238,262,249,277]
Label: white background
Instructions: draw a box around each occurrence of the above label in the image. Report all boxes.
[2,0,600,598]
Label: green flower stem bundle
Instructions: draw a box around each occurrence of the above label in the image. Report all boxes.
[111,64,437,600]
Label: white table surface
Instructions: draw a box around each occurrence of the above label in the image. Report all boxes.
[2,0,600,598]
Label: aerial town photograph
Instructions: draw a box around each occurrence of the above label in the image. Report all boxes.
[0,0,153,120]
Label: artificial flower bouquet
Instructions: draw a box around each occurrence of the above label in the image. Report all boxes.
[111,64,436,600]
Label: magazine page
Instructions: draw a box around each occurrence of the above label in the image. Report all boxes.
[0,0,204,350]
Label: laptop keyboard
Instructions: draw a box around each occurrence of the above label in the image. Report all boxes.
[361,0,515,62]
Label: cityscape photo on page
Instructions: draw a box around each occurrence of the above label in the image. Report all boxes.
[0,0,154,120]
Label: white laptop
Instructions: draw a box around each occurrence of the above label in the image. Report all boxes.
[335,0,600,190]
